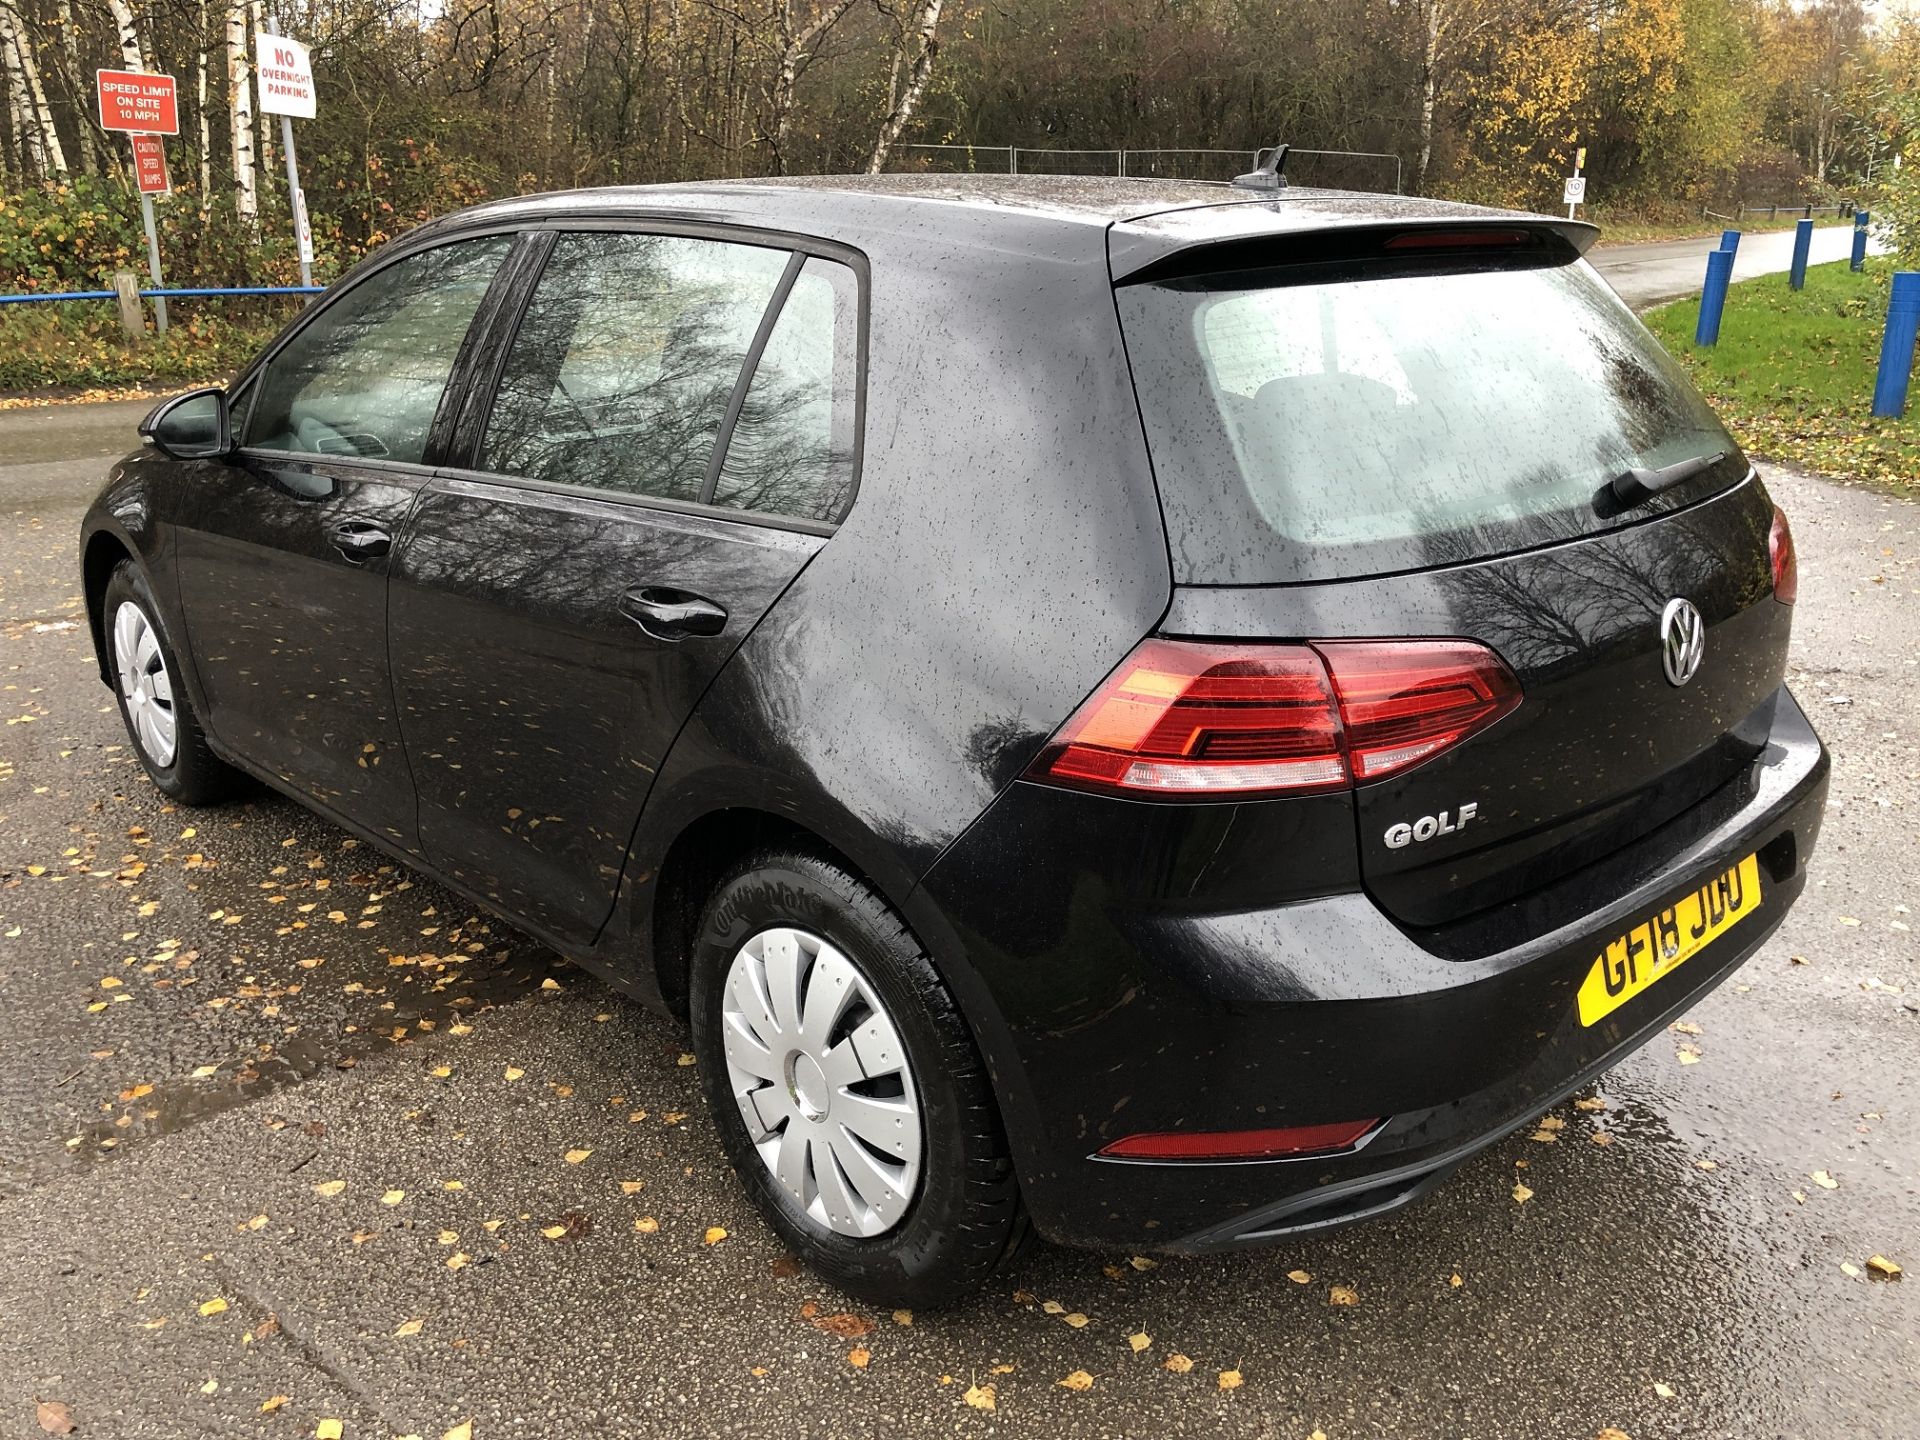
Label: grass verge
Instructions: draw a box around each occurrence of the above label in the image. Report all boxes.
[1589,212,1852,247]
[1645,257,1918,491]
[0,301,291,399]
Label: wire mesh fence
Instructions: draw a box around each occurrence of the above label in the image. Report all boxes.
[885,144,1404,193]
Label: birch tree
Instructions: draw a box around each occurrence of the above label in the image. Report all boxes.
[0,1,69,175]
[763,0,859,175]
[226,0,257,224]
[866,0,942,174]
[52,0,96,173]
[107,0,152,70]
[197,0,212,213]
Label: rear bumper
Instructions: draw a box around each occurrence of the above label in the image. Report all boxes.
[915,685,1828,1252]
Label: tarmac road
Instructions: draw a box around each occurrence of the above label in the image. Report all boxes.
[1589,222,1879,309]
[0,401,1916,1439]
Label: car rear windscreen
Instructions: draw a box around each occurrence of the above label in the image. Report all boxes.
[1117,257,1746,585]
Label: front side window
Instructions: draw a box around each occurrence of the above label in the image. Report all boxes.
[711,257,860,523]
[245,236,512,463]
[480,232,792,503]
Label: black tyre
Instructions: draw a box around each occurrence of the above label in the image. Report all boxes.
[102,560,242,806]
[689,849,1027,1307]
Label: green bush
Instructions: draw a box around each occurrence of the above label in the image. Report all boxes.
[0,303,289,392]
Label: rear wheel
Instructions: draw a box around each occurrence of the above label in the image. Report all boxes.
[103,561,241,805]
[689,850,1026,1307]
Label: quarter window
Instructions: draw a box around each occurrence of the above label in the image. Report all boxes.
[711,257,860,524]
[244,236,511,463]
[480,232,791,503]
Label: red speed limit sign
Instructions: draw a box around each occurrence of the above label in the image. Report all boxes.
[96,69,179,134]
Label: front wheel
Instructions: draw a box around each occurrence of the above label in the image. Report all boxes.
[689,850,1026,1307]
[102,561,241,805]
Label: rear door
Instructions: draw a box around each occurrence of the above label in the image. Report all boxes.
[1117,235,1791,929]
[172,234,515,850]
[387,227,862,945]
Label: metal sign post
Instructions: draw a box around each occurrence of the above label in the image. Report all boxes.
[97,69,179,336]
[1564,145,1587,220]
[256,22,316,291]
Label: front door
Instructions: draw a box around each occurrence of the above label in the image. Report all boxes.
[171,234,515,849]
[388,229,862,944]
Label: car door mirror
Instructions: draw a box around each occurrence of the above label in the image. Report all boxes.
[141,387,234,461]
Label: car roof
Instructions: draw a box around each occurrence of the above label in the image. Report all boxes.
[409,173,1597,277]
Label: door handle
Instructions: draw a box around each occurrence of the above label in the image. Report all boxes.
[329,519,391,561]
[618,586,728,641]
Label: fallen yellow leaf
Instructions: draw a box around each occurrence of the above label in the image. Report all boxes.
[395,1318,424,1337]
[1128,1331,1151,1352]
[704,1226,727,1245]
[317,1421,344,1440]
[619,1180,645,1194]
[313,1179,346,1198]
[848,1347,870,1368]
[260,1395,288,1413]
[1163,1353,1194,1373]
[1218,1368,1244,1391]
[381,1190,405,1206]
[892,1309,913,1325]
[1812,1171,1839,1189]
[504,1067,524,1081]
[1512,1182,1534,1204]
[1328,1285,1358,1306]
[198,1297,228,1317]
[1866,1255,1903,1279]
[245,1214,268,1231]
[962,1383,995,1411]
[565,1149,592,1165]
[541,1225,569,1240]
[444,1424,473,1440]
[635,1217,659,1233]
[1057,1369,1094,1391]
[445,1252,469,1271]
[1286,1269,1312,1285]
[1063,1311,1089,1328]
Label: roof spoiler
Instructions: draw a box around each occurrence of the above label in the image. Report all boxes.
[1110,214,1602,285]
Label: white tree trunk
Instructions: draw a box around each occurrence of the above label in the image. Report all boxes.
[865,0,943,174]
[107,0,150,70]
[249,0,270,195]
[0,10,40,176]
[0,2,69,175]
[197,0,212,215]
[226,1,256,225]
[1416,0,1441,193]
[53,0,96,172]
[766,0,858,176]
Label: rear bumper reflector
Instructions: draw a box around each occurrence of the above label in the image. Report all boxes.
[1096,1118,1383,1162]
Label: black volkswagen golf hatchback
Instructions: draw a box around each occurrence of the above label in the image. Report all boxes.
[82,175,1828,1306]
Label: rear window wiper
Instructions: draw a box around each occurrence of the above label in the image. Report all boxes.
[1607,450,1727,511]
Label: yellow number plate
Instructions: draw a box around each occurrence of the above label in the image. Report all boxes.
[1577,854,1762,1027]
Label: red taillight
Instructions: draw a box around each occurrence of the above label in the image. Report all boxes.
[1769,504,1797,605]
[1097,1118,1381,1161]
[1383,227,1533,250]
[1027,638,1519,799]
[1316,641,1523,781]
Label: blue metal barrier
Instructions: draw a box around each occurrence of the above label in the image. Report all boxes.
[1789,219,1814,290]
[1852,212,1870,273]
[1720,228,1741,257]
[1872,271,1919,419]
[1696,247,1734,347]
[0,284,324,306]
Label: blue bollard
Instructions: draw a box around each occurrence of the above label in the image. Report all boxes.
[1721,228,1741,258]
[1696,247,1735,347]
[1871,271,1919,419]
[1790,218,1814,290]
[1852,211,1870,273]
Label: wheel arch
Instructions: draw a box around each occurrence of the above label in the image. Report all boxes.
[82,527,136,686]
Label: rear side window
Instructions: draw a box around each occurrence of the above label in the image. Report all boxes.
[245,236,512,462]
[711,257,860,524]
[480,232,791,503]
[1118,259,1743,584]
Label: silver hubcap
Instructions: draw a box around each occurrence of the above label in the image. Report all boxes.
[721,927,923,1238]
[112,600,177,767]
